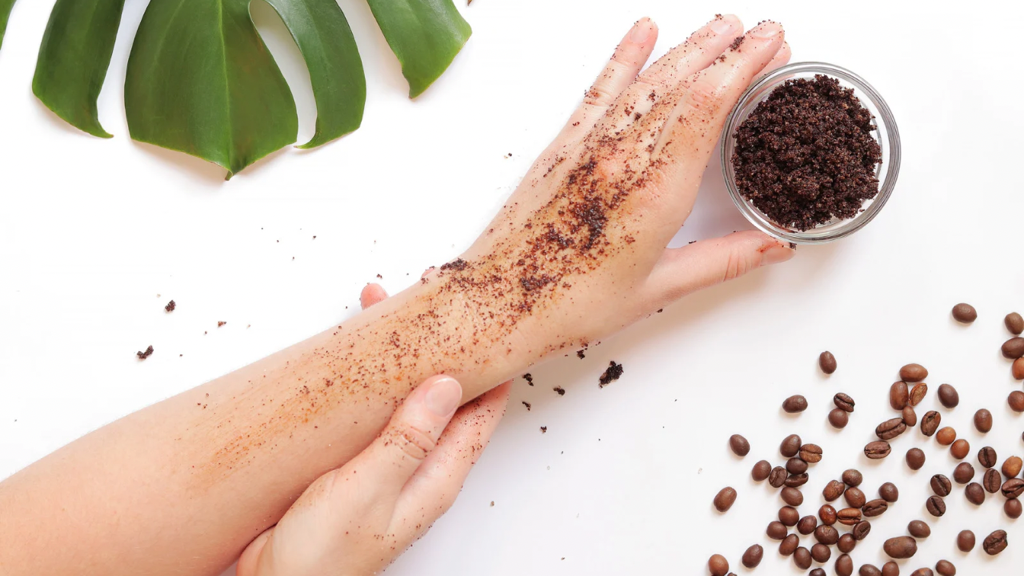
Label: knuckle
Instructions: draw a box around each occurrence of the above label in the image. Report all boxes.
[686,78,723,113]
[394,423,437,460]
[721,249,752,283]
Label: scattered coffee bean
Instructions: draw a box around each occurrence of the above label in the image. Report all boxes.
[708,554,729,576]
[926,495,946,517]
[793,546,812,570]
[908,520,931,538]
[713,487,737,512]
[876,417,907,440]
[819,504,837,525]
[953,462,975,484]
[729,434,750,456]
[860,565,882,576]
[741,544,763,568]
[779,506,800,526]
[837,507,862,526]
[907,448,926,470]
[982,529,1008,555]
[780,533,799,555]
[819,351,837,374]
[950,439,970,460]
[783,395,808,413]
[838,533,856,553]
[911,569,933,576]
[845,487,867,508]
[920,411,941,436]
[931,474,953,496]
[1002,337,1024,359]
[842,469,863,487]
[852,520,872,540]
[956,530,975,552]
[780,434,802,457]
[935,560,955,576]
[768,466,788,488]
[797,515,817,535]
[781,486,804,506]
[863,499,888,517]
[879,482,899,503]
[865,441,891,459]
[1009,391,1024,412]
[936,427,956,446]
[900,363,928,382]
[829,408,850,428]
[937,384,959,408]
[974,409,993,433]
[1007,312,1024,335]
[787,457,808,475]
[815,524,839,545]
[767,521,788,540]
[836,554,854,576]
[883,536,918,559]
[978,446,998,469]
[799,443,823,463]
[881,562,899,576]
[890,381,910,410]
[965,482,985,505]
[984,468,1003,493]
[951,303,977,323]
[785,473,808,488]
[1014,357,1024,380]
[1004,456,1023,478]
[811,542,831,563]
[909,382,928,406]
[831,393,855,414]
[902,406,917,427]
[1003,478,1024,499]
[1005,498,1022,519]
[751,460,771,481]
[824,479,846,502]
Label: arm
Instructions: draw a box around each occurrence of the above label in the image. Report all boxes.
[0,16,791,576]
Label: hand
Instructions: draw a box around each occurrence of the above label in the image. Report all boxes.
[237,284,511,576]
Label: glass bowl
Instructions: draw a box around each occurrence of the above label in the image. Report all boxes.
[721,62,901,244]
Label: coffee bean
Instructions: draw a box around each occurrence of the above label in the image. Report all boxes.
[852,520,872,540]
[751,460,771,481]
[909,382,928,406]
[833,392,856,412]
[950,439,970,460]
[1006,498,1023,519]
[780,534,799,555]
[799,444,823,463]
[978,446,998,469]
[890,381,909,410]
[926,495,946,517]
[902,406,917,427]
[785,473,808,488]
[957,530,976,552]
[781,487,804,506]
[931,474,952,496]
[911,569,934,576]
[842,469,863,487]
[767,521,788,540]
[965,482,985,505]
[819,504,837,525]
[936,427,956,446]
[769,466,787,488]
[908,520,931,538]
[713,487,736,512]
[708,554,729,576]
[741,544,763,568]
[797,515,817,535]
[1002,337,1024,359]
[845,487,867,508]
[901,363,928,382]
[951,303,977,323]
[921,411,941,436]
[824,479,846,502]
[1003,478,1024,499]
[860,565,882,576]
[984,468,1002,493]
[1004,456,1023,478]
[838,533,856,553]
[881,562,899,576]
[837,508,862,526]
[937,384,959,408]
[982,529,1008,556]
[780,434,802,457]
[973,409,993,433]
[829,408,850,428]
[786,457,808,475]
[953,462,975,484]
[819,351,837,374]
[879,482,899,503]
[814,524,839,545]
[884,536,918,559]
[863,499,888,517]
[793,547,812,570]
[836,554,854,576]
[876,417,907,440]
[907,448,926,470]
[779,506,800,526]
[1009,391,1024,412]
[865,441,891,459]
[1007,312,1024,335]
[811,543,831,563]
[783,395,808,413]
[1014,357,1024,380]
[729,434,750,456]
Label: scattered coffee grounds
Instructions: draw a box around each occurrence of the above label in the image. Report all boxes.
[539,426,547,434]
[598,361,623,387]
[553,386,566,396]
[217,321,227,327]
[164,300,176,312]
[576,349,586,359]
[732,75,882,231]
[522,401,531,411]
[523,373,534,386]
[136,345,154,360]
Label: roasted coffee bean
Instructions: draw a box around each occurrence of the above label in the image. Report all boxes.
[793,547,812,570]
[901,363,928,382]
[786,457,808,475]
[950,439,970,460]
[973,409,993,433]
[911,569,933,576]
[810,568,825,576]
[902,406,917,427]
[835,554,854,576]
[863,499,888,517]
[881,562,899,576]
[884,536,918,559]
[845,487,867,508]
[984,468,1002,493]
[860,565,882,576]
[824,479,846,502]
[926,495,946,517]
[931,474,952,496]
[908,520,931,538]
[785,473,808,488]
[814,524,839,545]
[799,444,823,463]
[838,533,856,553]
[829,408,850,428]
[819,351,837,374]
[708,554,729,576]
[909,382,928,406]
[890,381,910,410]
[837,508,862,526]
[876,417,907,440]
[920,411,941,436]
[842,469,863,487]
[779,534,799,555]
[819,504,837,525]
[1003,456,1023,478]
[1006,498,1023,519]
[1003,478,1024,499]
[729,434,750,456]
[1002,336,1024,359]
[783,395,808,413]
[751,459,772,481]
[936,427,956,446]
[769,466,787,488]
[865,441,891,459]
[965,482,985,505]
[957,530,976,552]
[935,560,955,576]
[879,482,899,503]
[779,506,800,526]
[983,530,1008,555]
[834,392,856,412]
[766,521,788,540]
[951,303,977,323]
[1007,312,1024,335]
[741,544,763,568]
[713,487,737,512]
[780,434,802,457]
[797,515,817,535]
[1009,391,1024,412]
[953,462,975,484]
[849,521,869,541]
[937,384,959,408]
[1014,357,1024,380]
[781,487,804,506]
[907,448,926,470]
[978,446,998,469]
[811,543,831,563]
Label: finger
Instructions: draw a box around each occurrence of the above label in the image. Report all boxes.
[389,381,512,542]
[754,41,791,81]
[237,529,273,576]
[360,283,389,309]
[642,231,794,305]
[635,14,743,91]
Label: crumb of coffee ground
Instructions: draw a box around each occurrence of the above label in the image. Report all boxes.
[554,386,566,396]
[522,401,531,411]
[540,426,547,433]
[217,321,227,327]
[137,345,154,360]
[599,361,624,387]
[729,36,744,51]
[732,75,882,231]
[165,300,175,312]
[524,373,534,386]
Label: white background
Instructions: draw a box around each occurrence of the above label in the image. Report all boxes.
[1,1,1022,574]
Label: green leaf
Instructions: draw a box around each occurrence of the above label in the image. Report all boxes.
[0,0,15,53]
[32,0,126,138]
[366,0,471,98]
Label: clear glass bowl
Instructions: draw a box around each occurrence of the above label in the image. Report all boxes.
[721,62,901,244]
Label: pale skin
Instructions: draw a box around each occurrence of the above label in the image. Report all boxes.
[0,15,793,575]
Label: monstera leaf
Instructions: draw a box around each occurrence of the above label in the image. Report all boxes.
[30,0,471,178]
[0,0,16,52]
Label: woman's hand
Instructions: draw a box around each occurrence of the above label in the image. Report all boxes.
[237,284,511,576]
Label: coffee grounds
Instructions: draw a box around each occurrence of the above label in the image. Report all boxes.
[599,361,623,387]
[137,345,154,360]
[732,75,882,231]
[165,300,176,312]
[524,373,534,386]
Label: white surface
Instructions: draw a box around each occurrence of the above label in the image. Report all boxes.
[1,0,1022,574]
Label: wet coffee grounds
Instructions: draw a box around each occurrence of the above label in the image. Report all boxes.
[732,75,882,231]
[599,361,623,387]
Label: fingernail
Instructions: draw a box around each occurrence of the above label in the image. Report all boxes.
[749,21,783,39]
[710,14,738,35]
[761,245,795,266]
[629,18,653,43]
[424,377,462,417]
